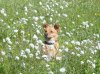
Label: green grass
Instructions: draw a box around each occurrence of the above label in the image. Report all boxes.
[0,0,100,74]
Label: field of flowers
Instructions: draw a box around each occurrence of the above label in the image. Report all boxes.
[0,0,100,74]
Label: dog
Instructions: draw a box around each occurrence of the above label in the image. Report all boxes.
[42,23,60,59]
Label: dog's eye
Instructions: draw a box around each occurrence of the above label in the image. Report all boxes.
[51,31,53,33]
[45,30,47,32]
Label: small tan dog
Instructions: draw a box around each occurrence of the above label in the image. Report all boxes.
[42,23,60,59]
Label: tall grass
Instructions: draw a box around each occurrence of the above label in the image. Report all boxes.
[0,0,100,74]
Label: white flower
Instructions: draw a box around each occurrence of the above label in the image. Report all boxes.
[60,6,64,9]
[72,21,75,24]
[55,3,59,6]
[0,19,4,22]
[40,16,44,20]
[0,58,3,62]
[35,50,40,56]
[36,29,40,34]
[75,41,80,45]
[71,40,80,45]
[96,42,100,49]
[65,41,68,45]
[94,60,96,63]
[14,29,18,33]
[20,50,27,58]
[77,54,81,57]
[0,8,7,16]
[58,13,61,16]
[75,47,81,51]
[21,30,25,35]
[24,6,28,12]
[29,43,34,49]
[46,5,50,10]
[42,55,51,61]
[42,55,48,58]
[19,18,28,24]
[42,20,46,24]
[33,34,38,40]
[23,38,29,43]
[21,50,25,55]
[91,50,95,54]
[33,16,39,21]
[66,32,71,37]
[7,25,10,28]
[15,12,18,15]
[81,39,92,44]
[46,64,50,68]
[71,52,75,55]
[22,54,27,58]
[15,56,20,60]
[6,37,12,44]
[62,13,68,17]
[77,15,80,17]
[33,10,37,13]
[1,51,6,55]
[92,63,96,68]
[39,2,42,5]
[48,71,54,74]
[80,51,84,55]
[8,45,12,50]
[81,61,84,64]
[36,56,40,59]
[87,60,91,63]
[37,40,43,44]
[56,57,62,60]
[29,3,32,7]
[93,34,99,38]
[90,23,94,26]
[50,17,52,22]
[3,39,6,42]
[64,48,69,52]
[25,48,30,54]
[59,67,66,73]
[29,53,33,58]
[21,62,26,68]
[34,45,39,49]
[82,21,89,28]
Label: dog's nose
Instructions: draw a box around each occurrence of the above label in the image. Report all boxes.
[48,37,51,40]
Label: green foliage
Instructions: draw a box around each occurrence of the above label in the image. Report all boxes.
[0,0,100,74]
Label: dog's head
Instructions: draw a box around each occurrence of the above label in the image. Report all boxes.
[43,23,60,41]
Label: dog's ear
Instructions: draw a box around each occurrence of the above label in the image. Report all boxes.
[54,24,60,32]
[43,23,48,29]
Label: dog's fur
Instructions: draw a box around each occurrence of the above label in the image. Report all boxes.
[42,23,60,58]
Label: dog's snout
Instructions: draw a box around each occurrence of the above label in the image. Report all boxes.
[44,34,52,40]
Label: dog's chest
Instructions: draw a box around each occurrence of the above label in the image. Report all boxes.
[43,44,55,49]
[48,45,55,49]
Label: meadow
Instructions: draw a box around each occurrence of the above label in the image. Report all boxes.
[0,0,100,74]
